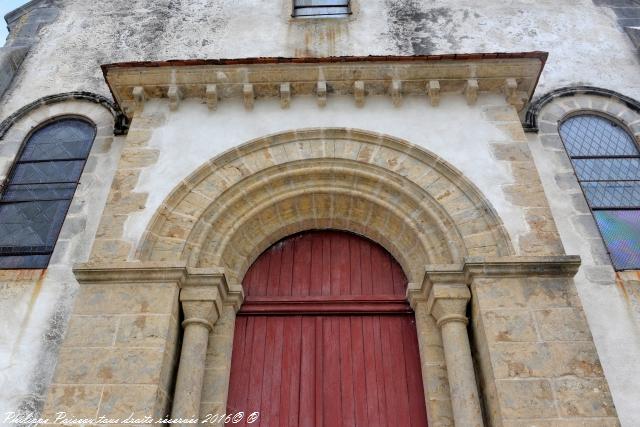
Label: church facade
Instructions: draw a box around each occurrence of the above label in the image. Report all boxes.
[1,1,640,426]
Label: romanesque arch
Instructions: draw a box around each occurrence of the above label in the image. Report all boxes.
[137,128,514,284]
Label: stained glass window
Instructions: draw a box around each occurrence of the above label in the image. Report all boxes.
[0,118,96,269]
[559,114,640,270]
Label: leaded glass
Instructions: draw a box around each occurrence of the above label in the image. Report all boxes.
[0,118,96,269]
[0,200,68,251]
[560,114,640,270]
[3,183,77,202]
[21,119,95,161]
[594,210,640,270]
[11,160,84,184]
[582,181,640,208]
[573,158,640,181]
[559,115,638,157]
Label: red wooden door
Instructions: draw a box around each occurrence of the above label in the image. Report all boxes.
[227,231,428,427]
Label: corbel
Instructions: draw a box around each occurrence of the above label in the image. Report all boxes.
[206,84,218,111]
[280,83,291,109]
[428,80,440,107]
[317,81,327,108]
[354,80,365,108]
[168,85,182,111]
[504,78,524,110]
[132,86,145,113]
[243,83,254,111]
[465,79,479,106]
[391,79,402,107]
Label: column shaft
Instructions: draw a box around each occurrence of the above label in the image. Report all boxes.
[171,321,212,425]
[440,320,483,427]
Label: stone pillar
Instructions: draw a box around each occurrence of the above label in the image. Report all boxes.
[412,301,455,427]
[201,305,238,425]
[428,284,484,427]
[171,287,222,425]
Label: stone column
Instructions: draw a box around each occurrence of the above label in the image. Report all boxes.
[200,305,238,425]
[428,284,483,427]
[171,287,222,425]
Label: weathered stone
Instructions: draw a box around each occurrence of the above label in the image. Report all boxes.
[554,378,617,418]
[42,385,103,419]
[115,314,173,347]
[495,379,557,419]
[63,315,117,347]
[73,283,179,315]
[481,309,538,343]
[534,308,591,341]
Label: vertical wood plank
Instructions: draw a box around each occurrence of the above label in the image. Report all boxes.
[265,243,281,297]
[315,317,324,427]
[299,317,316,427]
[350,317,369,427]
[372,316,389,427]
[292,235,312,296]
[360,239,373,295]
[280,238,295,297]
[310,233,324,297]
[349,237,362,295]
[323,317,342,427]
[287,317,302,427]
[402,316,429,427]
[362,316,381,427]
[269,317,285,427]
[339,317,355,426]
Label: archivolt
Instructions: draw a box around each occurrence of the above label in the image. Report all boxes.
[138,128,513,284]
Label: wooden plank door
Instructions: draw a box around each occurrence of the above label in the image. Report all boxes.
[227,231,428,427]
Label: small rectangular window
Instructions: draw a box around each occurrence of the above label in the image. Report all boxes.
[293,0,350,18]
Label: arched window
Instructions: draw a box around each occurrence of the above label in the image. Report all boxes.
[559,114,640,270]
[0,118,96,269]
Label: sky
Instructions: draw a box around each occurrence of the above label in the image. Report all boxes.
[1,0,28,43]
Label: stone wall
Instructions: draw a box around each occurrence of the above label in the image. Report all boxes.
[0,100,124,418]
[42,268,181,422]
[2,0,640,119]
[472,274,618,426]
[529,92,640,426]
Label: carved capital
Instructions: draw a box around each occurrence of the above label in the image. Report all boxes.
[180,287,222,331]
[426,284,471,328]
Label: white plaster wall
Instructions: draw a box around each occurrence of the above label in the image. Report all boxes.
[125,94,527,255]
[1,0,640,121]
[0,103,125,419]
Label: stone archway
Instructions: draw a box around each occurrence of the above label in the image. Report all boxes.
[134,128,513,427]
[138,128,514,285]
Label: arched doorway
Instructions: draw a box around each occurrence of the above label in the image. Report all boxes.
[227,230,428,426]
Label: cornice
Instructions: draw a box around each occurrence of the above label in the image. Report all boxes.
[101,53,548,119]
[407,255,581,307]
[73,261,244,308]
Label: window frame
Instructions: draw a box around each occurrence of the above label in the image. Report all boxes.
[559,110,640,270]
[291,0,352,19]
[0,115,97,269]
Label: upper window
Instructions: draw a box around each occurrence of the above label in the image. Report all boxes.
[292,0,350,18]
[559,114,640,270]
[0,118,96,269]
